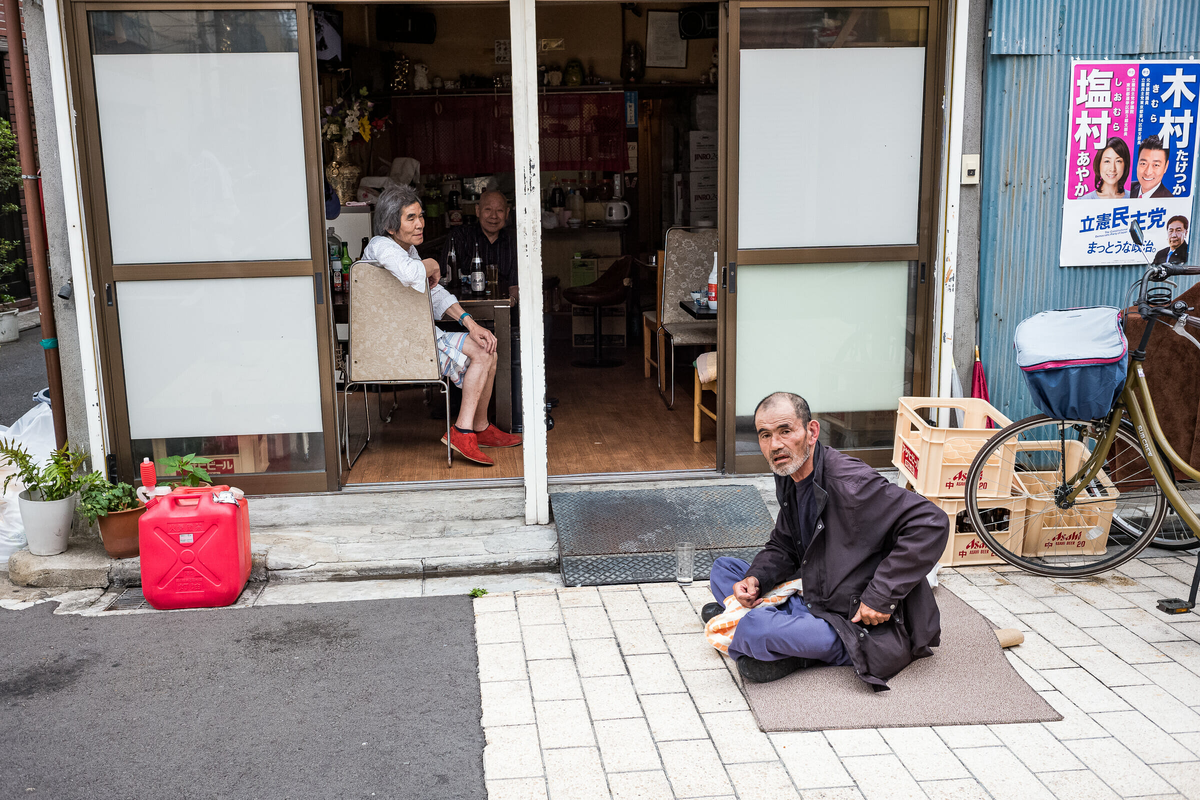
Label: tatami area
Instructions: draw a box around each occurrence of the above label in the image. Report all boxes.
[475,554,1200,800]
[342,339,717,484]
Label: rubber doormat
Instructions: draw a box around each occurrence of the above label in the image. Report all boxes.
[552,485,772,586]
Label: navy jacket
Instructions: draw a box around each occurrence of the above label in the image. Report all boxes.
[746,442,949,689]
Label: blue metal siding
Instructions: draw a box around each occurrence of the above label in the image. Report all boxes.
[1158,0,1200,52]
[992,0,1058,55]
[978,9,1200,421]
[1060,0,1145,55]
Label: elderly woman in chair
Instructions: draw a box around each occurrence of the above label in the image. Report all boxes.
[363,185,522,466]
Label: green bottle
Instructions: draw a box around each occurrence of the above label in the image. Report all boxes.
[340,241,352,282]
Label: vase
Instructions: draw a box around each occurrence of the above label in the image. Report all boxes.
[17,490,78,556]
[325,142,360,205]
[98,504,146,559]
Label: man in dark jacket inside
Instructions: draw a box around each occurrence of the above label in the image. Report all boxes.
[704,392,949,689]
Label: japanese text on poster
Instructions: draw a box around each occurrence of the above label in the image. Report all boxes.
[1060,60,1197,267]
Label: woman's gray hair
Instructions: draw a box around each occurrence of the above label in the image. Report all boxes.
[374,185,423,236]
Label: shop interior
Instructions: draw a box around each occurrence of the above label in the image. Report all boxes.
[321,2,723,483]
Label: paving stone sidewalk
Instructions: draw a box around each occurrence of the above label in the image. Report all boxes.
[476,553,1200,800]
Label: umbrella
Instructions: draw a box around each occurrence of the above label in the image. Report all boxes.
[971,347,992,427]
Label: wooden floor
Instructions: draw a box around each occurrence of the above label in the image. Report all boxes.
[343,340,716,484]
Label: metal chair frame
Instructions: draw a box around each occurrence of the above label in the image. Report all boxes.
[341,260,452,471]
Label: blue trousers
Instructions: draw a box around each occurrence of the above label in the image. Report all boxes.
[709,557,851,665]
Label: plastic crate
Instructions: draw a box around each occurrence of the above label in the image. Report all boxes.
[893,397,1015,498]
[1014,438,1119,556]
[931,494,1027,567]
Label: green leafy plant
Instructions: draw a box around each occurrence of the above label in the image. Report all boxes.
[158,453,214,487]
[0,440,100,501]
[469,588,489,598]
[79,480,141,526]
[0,119,24,307]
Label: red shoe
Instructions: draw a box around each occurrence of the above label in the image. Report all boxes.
[475,424,523,448]
[441,429,494,466]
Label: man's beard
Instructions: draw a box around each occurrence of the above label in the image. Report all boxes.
[770,438,812,477]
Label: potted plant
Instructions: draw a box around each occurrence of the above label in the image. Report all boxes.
[79,479,144,559]
[0,440,97,556]
[158,453,214,487]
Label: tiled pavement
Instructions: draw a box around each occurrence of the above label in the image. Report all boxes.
[476,554,1200,800]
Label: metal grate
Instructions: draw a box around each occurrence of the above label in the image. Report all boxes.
[552,485,773,586]
[105,587,150,612]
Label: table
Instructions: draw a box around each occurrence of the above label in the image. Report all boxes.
[679,300,717,319]
[459,295,514,432]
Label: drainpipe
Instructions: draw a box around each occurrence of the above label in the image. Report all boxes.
[4,0,66,448]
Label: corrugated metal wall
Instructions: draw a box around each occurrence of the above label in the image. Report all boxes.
[978,0,1200,421]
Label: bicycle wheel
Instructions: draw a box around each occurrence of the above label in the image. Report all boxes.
[964,414,1169,578]
[1153,484,1200,550]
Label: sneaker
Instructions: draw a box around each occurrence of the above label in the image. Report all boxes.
[441,429,494,466]
[736,655,809,684]
[475,424,523,448]
[701,602,725,623]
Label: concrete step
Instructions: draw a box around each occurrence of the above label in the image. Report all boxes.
[250,485,527,528]
[6,519,559,589]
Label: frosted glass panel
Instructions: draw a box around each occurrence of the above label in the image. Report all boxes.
[735,262,913,452]
[738,47,925,249]
[118,277,323,440]
[93,50,310,264]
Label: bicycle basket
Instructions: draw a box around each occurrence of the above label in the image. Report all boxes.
[1014,306,1128,420]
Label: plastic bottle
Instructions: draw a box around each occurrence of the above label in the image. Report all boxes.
[707,252,719,310]
[568,189,584,221]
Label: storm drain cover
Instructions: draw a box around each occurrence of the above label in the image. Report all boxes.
[552,485,773,586]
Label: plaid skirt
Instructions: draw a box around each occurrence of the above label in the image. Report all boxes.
[436,329,471,388]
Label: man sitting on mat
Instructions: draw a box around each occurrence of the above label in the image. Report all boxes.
[703,392,948,689]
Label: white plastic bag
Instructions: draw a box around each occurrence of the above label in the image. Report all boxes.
[0,403,57,565]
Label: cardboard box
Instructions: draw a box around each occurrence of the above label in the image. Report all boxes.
[689,186,719,212]
[689,131,718,171]
[689,170,718,191]
[570,257,598,287]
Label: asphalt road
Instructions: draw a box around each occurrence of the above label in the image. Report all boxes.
[0,323,47,427]
[0,596,485,800]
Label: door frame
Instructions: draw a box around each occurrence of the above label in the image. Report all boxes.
[719,0,949,474]
[65,1,339,494]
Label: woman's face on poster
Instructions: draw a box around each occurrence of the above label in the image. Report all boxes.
[1099,147,1124,189]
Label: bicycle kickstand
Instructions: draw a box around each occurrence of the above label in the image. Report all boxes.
[1157,550,1200,615]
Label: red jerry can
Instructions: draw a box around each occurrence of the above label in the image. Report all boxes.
[138,485,251,610]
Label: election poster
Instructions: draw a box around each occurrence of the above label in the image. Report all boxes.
[1060,60,1197,267]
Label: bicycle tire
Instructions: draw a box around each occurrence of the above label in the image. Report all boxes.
[1152,488,1200,550]
[963,414,1168,578]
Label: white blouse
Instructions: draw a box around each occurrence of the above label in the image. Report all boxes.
[362,235,458,322]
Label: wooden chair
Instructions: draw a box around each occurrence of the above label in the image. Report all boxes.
[694,368,717,443]
[642,248,665,382]
[659,228,718,408]
[343,260,451,470]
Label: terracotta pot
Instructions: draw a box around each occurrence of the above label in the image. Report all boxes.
[98,504,146,559]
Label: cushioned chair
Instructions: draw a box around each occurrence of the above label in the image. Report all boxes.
[343,260,451,470]
[660,228,718,408]
[643,249,665,383]
[563,255,634,368]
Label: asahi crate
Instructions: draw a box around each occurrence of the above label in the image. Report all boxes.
[893,397,1015,498]
[1014,439,1119,557]
[931,494,1028,567]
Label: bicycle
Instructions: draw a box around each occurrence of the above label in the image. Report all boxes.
[963,222,1200,615]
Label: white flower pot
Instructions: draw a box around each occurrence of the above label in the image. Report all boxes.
[17,490,78,556]
[0,309,18,344]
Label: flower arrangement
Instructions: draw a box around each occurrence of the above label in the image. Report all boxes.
[322,86,389,146]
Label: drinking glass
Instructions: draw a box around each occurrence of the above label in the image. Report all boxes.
[486,263,499,296]
[675,541,696,585]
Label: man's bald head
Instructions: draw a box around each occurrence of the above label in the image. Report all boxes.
[479,191,510,238]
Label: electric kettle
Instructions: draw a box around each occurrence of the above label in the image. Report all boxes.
[604,200,631,224]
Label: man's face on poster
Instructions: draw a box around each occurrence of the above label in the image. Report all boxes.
[1138,148,1168,189]
[1167,220,1187,250]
